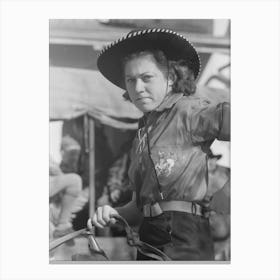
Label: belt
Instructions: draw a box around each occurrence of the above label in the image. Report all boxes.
[142,200,204,217]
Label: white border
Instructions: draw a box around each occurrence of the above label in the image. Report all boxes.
[1,1,280,280]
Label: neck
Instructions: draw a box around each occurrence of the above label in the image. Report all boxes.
[155,91,172,111]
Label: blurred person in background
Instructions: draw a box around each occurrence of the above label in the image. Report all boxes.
[59,135,81,174]
[102,151,133,237]
[49,135,82,239]
[89,28,230,260]
[206,151,230,260]
[95,148,133,236]
[107,152,132,207]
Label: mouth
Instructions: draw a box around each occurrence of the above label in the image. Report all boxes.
[136,97,152,101]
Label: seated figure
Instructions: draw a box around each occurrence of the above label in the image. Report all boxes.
[49,135,82,239]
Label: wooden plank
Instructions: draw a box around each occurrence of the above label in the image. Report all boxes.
[88,116,95,223]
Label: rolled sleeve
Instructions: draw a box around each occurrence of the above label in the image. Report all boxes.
[189,101,230,143]
[218,102,230,140]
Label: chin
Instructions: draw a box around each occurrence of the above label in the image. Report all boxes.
[140,107,153,113]
[140,103,158,112]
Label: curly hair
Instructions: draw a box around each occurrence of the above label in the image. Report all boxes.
[121,49,196,101]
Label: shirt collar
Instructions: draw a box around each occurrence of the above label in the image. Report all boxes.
[155,92,184,112]
[138,93,184,128]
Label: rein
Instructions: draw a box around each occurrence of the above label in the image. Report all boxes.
[50,214,171,261]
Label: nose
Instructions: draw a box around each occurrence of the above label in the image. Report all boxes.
[135,78,145,93]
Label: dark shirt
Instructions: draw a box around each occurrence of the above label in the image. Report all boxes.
[128,92,230,209]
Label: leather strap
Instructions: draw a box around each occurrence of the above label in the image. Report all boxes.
[49,215,171,261]
[113,214,171,261]
[49,228,86,251]
[143,200,203,217]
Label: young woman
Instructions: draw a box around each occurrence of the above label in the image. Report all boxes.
[89,28,230,260]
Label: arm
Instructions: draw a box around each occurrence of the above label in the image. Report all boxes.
[189,101,230,143]
[115,192,143,226]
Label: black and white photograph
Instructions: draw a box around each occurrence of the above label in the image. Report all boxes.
[49,19,231,262]
[1,0,280,279]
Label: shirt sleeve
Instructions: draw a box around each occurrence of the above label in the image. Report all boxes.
[188,99,230,143]
[49,157,62,176]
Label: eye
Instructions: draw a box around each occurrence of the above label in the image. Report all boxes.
[126,77,134,84]
[142,75,153,82]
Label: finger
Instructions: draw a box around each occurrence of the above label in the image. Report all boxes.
[91,214,104,229]
[87,218,93,230]
[92,212,104,228]
[96,207,107,227]
[108,217,117,225]
[110,209,120,224]
[102,205,113,224]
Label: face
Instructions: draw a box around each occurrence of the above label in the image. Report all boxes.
[124,53,172,113]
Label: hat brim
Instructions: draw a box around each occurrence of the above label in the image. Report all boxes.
[97,29,201,89]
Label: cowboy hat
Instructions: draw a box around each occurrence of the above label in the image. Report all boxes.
[97,28,201,89]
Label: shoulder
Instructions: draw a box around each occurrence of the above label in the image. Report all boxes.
[173,94,211,114]
[195,85,230,104]
[174,85,230,113]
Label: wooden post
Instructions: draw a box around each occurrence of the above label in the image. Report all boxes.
[88,116,95,222]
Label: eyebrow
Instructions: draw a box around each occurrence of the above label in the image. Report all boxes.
[125,72,155,78]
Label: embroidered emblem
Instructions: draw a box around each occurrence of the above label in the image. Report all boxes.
[155,151,176,177]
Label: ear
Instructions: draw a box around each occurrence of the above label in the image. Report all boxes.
[167,77,174,87]
[167,71,175,86]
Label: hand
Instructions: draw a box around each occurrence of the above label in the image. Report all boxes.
[90,205,119,229]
